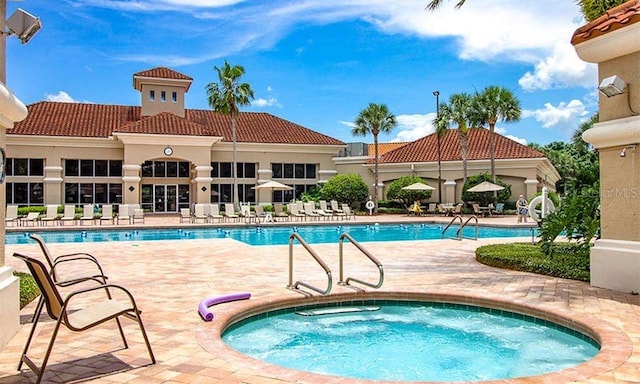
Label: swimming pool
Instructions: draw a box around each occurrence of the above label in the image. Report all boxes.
[6,223,536,245]
[222,299,599,382]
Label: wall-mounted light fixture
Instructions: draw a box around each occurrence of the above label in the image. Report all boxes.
[620,144,636,158]
[598,75,627,98]
[4,8,42,45]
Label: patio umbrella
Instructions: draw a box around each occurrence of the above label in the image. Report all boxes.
[402,182,436,191]
[466,181,505,193]
[251,180,293,191]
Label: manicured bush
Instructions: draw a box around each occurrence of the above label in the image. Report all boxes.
[476,242,589,282]
[15,272,40,309]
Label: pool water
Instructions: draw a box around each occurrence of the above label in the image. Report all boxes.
[6,223,535,246]
[222,301,599,382]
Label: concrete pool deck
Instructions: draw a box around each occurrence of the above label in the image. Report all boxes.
[0,214,639,383]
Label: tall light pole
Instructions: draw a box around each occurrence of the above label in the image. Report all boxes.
[433,90,442,204]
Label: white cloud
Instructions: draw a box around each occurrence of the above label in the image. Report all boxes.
[253,97,281,108]
[45,91,85,103]
[519,41,597,91]
[338,120,356,129]
[522,99,589,131]
[391,113,435,142]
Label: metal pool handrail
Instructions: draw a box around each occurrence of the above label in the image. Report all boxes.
[338,233,384,289]
[442,215,463,239]
[457,215,479,240]
[288,233,332,295]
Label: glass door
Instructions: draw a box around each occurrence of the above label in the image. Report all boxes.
[153,185,178,213]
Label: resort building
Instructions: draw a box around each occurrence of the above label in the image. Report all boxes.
[6,67,345,212]
[336,129,560,203]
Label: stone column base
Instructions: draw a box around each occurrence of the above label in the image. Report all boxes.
[590,239,640,293]
[0,266,19,350]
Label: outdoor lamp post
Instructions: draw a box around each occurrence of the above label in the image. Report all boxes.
[433,90,442,204]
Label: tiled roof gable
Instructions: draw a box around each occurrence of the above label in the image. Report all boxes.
[133,67,193,81]
[368,142,408,156]
[114,112,214,136]
[571,0,640,45]
[377,128,544,164]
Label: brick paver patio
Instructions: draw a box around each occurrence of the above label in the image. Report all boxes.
[1,214,639,383]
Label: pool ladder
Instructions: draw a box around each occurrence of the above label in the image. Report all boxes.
[287,232,384,296]
[442,215,479,241]
[288,233,333,296]
[338,233,384,290]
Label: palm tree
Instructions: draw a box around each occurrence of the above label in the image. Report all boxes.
[434,93,474,187]
[473,86,521,184]
[426,0,627,21]
[352,103,397,211]
[206,61,254,210]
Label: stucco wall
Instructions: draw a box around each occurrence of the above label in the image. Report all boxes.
[598,51,640,122]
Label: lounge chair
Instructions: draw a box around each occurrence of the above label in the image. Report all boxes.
[180,208,192,224]
[319,200,333,214]
[193,204,208,223]
[494,203,505,216]
[223,203,239,222]
[273,203,289,221]
[80,204,95,225]
[117,204,131,225]
[59,205,77,226]
[330,200,344,214]
[342,204,356,220]
[5,205,19,226]
[132,208,145,224]
[22,211,40,227]
[208,204,224,223]
[13,252,155,384]
[99,204,114,225]
[40,205,60,226]
[427,203,437,216]
[313,204,333,220]
[254,205,269,222]
[286,203,305,221]
[240,204,256,221]
[472,203,482,217]
[303,202,321,220]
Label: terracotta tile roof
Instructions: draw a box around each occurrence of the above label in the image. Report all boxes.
[376,128,544,164]
[115,112,215,136]
[571,0,640,45]
[10,101,345,146]
[133,67,193,81]
[368,142,408,156]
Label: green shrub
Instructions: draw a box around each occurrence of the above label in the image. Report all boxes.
[15,272,40,309]
[18,206,46,216]
[476,242,590,281]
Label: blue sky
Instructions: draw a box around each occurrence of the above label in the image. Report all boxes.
[6,0,596,145]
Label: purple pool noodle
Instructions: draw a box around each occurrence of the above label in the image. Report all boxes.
[198,292,251,321]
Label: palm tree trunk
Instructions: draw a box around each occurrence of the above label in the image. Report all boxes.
[232,114,239,211]
[373,133,379,213]
[459,130,468,187]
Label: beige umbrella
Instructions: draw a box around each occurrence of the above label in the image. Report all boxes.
[251,180,293,191]
[466,181,505,193]
[402,182,436,191]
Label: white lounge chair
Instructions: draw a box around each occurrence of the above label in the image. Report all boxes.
[99,204,114,225]
[342,204,356,220]
[194,204,208,223]
[22,211,40,227]
[59,205,77,226]
[132,208,145,224]
[80,204,95,225]
[40,205,60,226]
[303,202,321,220]
[208,204,224,223]
[117,204,131,225]
[5,205,19,226]
[180,208,192,224]
[224,203,239,222]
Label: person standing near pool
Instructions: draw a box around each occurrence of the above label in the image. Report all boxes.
[516,195,528,223]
